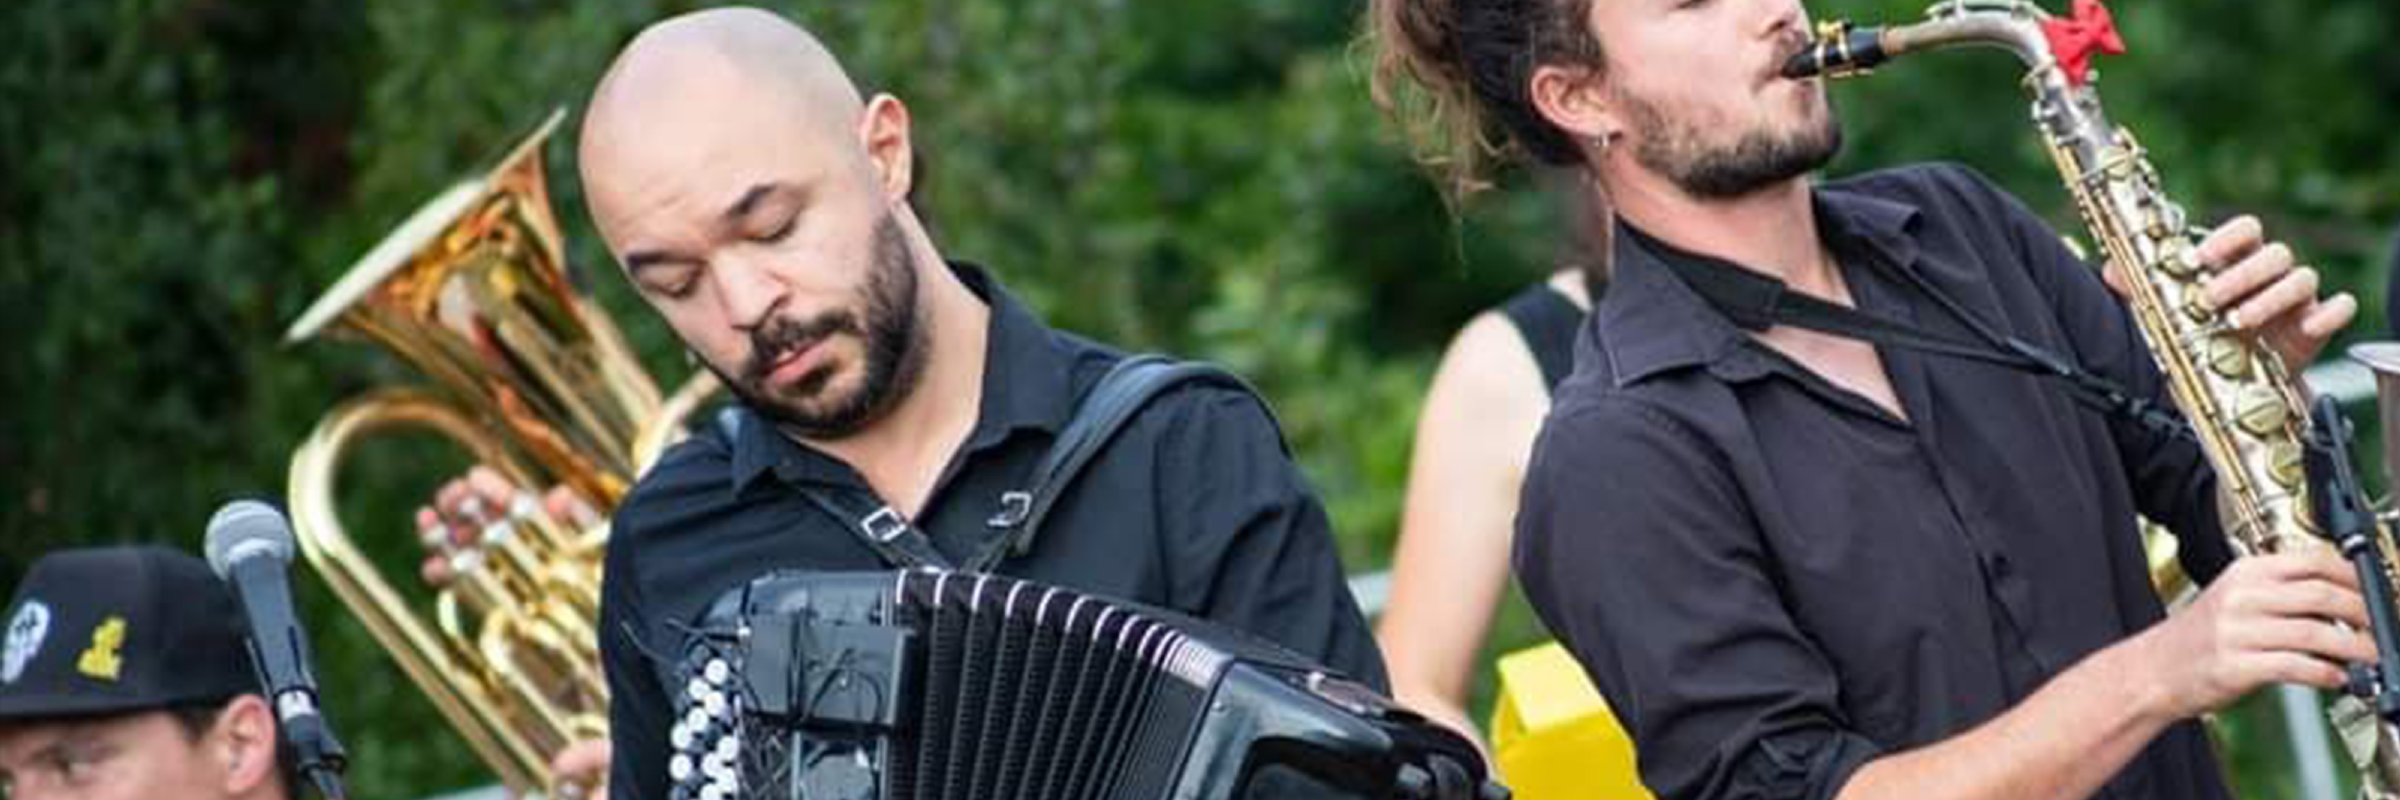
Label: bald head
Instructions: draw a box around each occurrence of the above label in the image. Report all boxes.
[575,5,920,270]
[572,6,942,439]
[584,6,862,159]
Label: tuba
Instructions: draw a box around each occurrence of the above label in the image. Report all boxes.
[1789,1,2400,796]
[285,110,718,795]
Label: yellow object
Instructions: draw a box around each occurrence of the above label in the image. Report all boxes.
[1490,641,1655,800]
[76,616,125,682]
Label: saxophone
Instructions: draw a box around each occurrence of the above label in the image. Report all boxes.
[1788,1,2400,795]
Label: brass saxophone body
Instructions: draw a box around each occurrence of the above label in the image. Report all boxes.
[1790,1,2400,795]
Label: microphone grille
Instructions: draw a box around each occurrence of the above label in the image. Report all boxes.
[204,499,295,578]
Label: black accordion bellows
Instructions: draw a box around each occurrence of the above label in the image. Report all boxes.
[667,569,1503,800]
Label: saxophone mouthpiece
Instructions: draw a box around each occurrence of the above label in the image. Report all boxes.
[1784,21,1890,79]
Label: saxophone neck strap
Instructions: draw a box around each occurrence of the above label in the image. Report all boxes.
[1643,227,2193,443]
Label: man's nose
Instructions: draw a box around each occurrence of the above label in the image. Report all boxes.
[715,254,789,332]
[1758,0,1809,42]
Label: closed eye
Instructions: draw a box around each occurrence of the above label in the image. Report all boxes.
[757,213,798,245]
[640,266,704,300]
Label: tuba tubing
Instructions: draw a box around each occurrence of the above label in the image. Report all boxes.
[285,111,719,796]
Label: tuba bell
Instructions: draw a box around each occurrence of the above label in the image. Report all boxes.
[284,110,717,795]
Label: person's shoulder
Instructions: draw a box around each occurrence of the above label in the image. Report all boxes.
[613,410,741,547]
[1825,160,2001,194]
[1432,309,1551,414]
[1536,358,1731,482]
[1086,356,1287,459]
[1827,160,2018,206]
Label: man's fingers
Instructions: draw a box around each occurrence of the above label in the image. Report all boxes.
[434,477,473,519]
[551,739,610,775]
[2228,266,2318,334]
[2195,215,2265,269]
[544,487,601,527]
[2101,258,2132,298]
[420,553,458,588]
[2242,651,2352,691]
[2202,241,2292,312]
[2238,549,2361,588]
[414,506,445,545]
[2236,580,2371,629]
[465,465,521,509]
[2298,292,2358,342]
[2243,617,2380,665]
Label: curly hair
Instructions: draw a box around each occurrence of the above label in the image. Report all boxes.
[1367,0,1606,203]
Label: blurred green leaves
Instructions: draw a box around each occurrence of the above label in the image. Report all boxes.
[1,1,2394,797]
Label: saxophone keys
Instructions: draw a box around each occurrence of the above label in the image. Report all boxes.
[2268,439,2307,489]
[2206,334,2254,379]
[2182,288,2217,323]
[2164,246,2206,278]
[2235,385,2291,436]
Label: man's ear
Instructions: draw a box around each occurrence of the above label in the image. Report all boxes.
[1529,62,1616,152]
[210,695,280,795]
[859,93,915,203]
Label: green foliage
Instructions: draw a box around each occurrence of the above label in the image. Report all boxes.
[1,1,2394,797]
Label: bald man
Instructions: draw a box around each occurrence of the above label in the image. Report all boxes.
[579,8,1384,799]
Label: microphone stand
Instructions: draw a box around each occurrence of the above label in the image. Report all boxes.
[2304,394,2400,724]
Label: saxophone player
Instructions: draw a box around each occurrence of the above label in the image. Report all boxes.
[1368,0,2362,799]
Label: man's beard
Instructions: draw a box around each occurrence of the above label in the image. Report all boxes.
[1620,86,1843,200]
[715,212,930,439]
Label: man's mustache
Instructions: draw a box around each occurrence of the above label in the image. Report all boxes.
[740,310,861,385]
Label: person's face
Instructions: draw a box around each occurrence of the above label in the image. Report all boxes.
[0,712,225,800]
[585,71,930,439]
[1592,0,1841,197]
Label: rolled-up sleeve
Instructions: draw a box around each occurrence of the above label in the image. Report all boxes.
[1514,395,1880,800]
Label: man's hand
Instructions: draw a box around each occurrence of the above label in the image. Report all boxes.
[2192,215,2357,367]
[2126,549,2376,723]
[551,739,611,800]
[2099,216,2357,367]
[412,465,597,587]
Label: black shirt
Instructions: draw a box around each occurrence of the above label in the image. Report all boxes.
[599,264,1385,800]
[1514,164,2234,800]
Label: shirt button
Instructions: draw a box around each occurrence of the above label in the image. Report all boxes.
[1989,552,2013,577]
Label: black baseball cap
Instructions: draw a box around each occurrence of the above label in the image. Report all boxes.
[0,546,260,721]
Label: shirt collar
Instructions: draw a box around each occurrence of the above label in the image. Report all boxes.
[1592,181,1925,388]
[727,261,1078,493]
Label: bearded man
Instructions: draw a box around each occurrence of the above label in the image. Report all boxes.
[1363,0,2365,797]
[580,8,1382,799]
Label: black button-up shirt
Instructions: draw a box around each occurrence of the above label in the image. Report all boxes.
[1515,164,2235,800]
[599,264,1385,800]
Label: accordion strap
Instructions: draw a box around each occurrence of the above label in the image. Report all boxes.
[971,355,1256,571]
[726,355,1256,571]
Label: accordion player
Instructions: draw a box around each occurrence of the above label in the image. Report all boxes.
[663,568,1508,800]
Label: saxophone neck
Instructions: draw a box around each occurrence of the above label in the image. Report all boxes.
[1784,1,2057,80]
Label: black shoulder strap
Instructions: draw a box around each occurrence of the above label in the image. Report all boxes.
[714,406,958,570]
[717,355,1254,572]
[968,354,1252,571]
[1651,235,2193,443]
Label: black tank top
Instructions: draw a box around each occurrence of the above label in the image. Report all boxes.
[1497,282,1590,393]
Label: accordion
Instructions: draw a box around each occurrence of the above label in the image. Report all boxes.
[666,569,1503,800]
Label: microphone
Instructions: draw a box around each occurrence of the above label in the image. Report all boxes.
[205,499,349,800]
